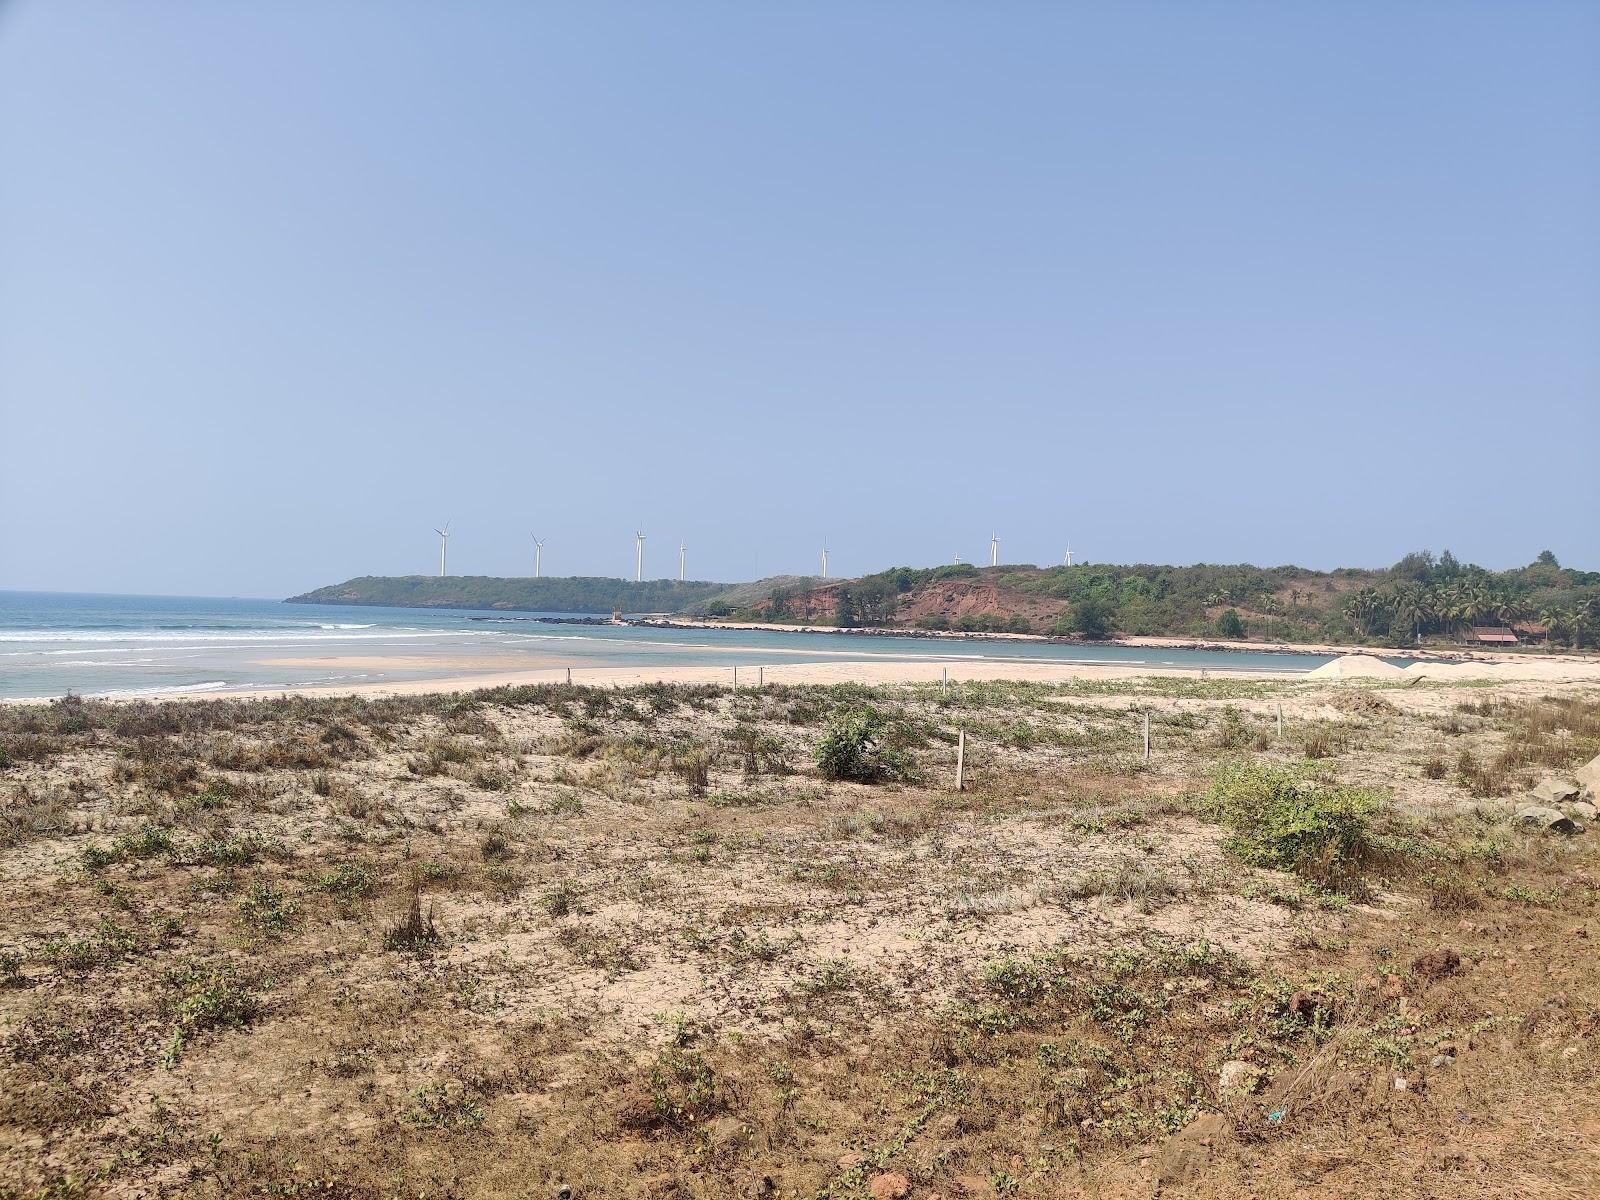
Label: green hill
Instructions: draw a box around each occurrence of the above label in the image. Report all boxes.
[692,551,1600,649]
[285,574,729,614]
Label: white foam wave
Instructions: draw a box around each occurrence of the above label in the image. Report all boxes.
[86,681,232,698]
[39,658,158,667]
[0,628,464,645]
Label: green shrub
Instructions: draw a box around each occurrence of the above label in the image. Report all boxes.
[1203,762,1382,895]
[317,862,376,899]
[814,706,906,783]
[238,882,299,932]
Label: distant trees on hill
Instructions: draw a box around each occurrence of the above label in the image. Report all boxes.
[297,553,1600,650]
[711,551,1599,649]
[286,575,728,614]
[1340,550,1597,647]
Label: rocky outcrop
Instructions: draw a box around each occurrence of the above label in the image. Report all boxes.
[1514,805,1583,834]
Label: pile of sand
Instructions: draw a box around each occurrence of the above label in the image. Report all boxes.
[1306,655,1407,680]
[1400,659,1600,683]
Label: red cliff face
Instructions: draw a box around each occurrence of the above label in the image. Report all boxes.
[894,578,1066,625]
[753,575,1066,627]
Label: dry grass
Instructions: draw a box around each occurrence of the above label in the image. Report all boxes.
[1,680,1597,1198]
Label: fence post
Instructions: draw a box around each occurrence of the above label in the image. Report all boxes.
[733,666,739,691]
[566,667,571,685]
[758,666,764,688]
[956,728,966,791]
[1277,703,1284,739]
[1143,711,1151,763]
[942,666,948,692]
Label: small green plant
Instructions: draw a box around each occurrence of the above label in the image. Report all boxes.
[163,961,258,1065]
[726,725,791,779]
[814,706,906,783]
[402,1081,485,1129]
[317,862,376,900]
[640,1047,720,1130]
[42,917,139,971]
[673,741,715,797]
[541,879,583,918]
[238,883,299,933]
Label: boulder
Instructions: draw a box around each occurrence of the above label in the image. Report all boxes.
[1572,801,1600,822]
[868,1173,910,1200]
[1514,805,1582,834]
[1154,1113,1230,1185]
[1574,753,1600,795]
[1529,779,1581,806]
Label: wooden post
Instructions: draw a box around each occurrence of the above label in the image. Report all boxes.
[566,667,571,685]
[733,666,739,691]
[1277,703,1283,739]
[758,666,764,688]
[1143,711,1151,763]
[942,666,948,692]
[956,728,966,791]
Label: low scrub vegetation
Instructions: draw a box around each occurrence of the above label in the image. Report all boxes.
[1203,762,1386,895]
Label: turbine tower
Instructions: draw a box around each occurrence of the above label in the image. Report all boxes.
[433,523,450,577]
[634,530,646,583]
[990,533,1000,567]
[678,542,686,582]
[821,546,829,579]
[531,535,545,579]
[1064,543,1074,567]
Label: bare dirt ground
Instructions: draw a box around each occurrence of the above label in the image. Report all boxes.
[2,674,1598,1198]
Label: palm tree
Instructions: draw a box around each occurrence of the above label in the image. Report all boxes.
[1538,606,1563,650]
[1490,590,1523,633]
[1568,606,1592,650]
[1345,588,1384,638]
[1391,584,1428,645]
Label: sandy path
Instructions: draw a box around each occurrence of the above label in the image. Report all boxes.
[204,657,1299,701]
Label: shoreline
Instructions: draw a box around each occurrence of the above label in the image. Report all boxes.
[2,658,1306,706]
[10,648,1600,706]
[638,616,1594,665]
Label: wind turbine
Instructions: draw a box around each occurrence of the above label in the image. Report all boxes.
[953,551,963,564]
[678,542,686,582]
[433,523,450,577]
[634,530,646,583]
[1064,543,1074,567]
[531,535,545,579]
[820,545,829,579]
[989,533,1000,567]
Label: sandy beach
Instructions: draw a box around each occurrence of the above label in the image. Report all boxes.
[133,649,1600,702]
[648,617,1600,665]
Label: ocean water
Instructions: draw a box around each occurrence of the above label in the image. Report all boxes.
[0,591,1357,701]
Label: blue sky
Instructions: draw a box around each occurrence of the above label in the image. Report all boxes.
[2,1,1596,595]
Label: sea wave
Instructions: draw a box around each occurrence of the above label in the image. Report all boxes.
[85,681,232,698]
[0,628,464,644]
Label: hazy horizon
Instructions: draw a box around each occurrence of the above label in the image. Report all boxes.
[3,3,1597,596]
